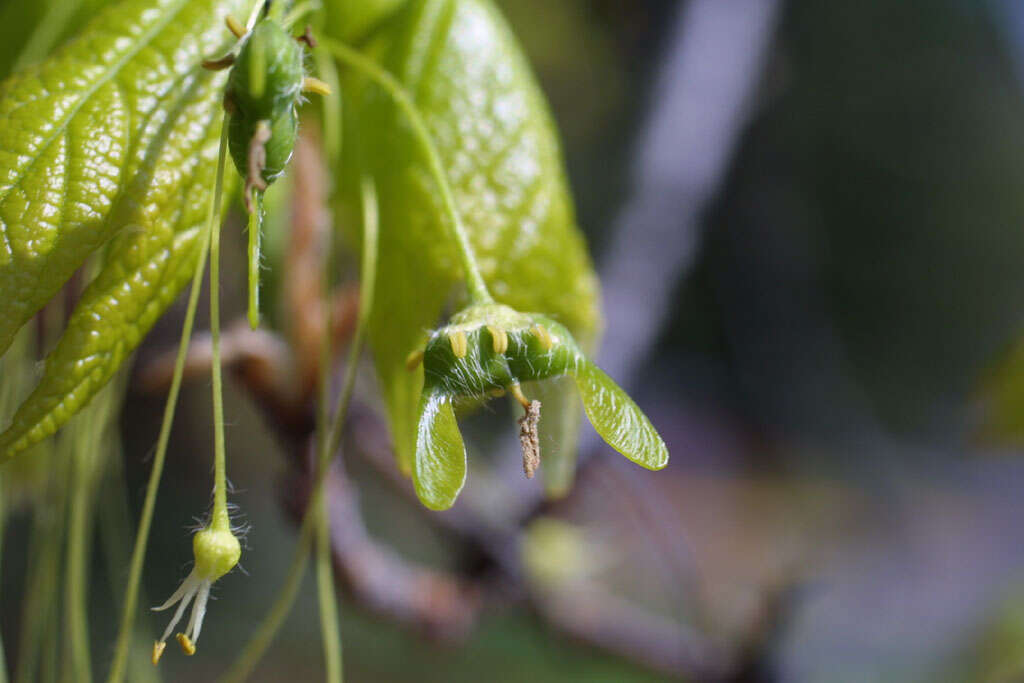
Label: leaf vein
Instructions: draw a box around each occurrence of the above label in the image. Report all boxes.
[0,0,192,208]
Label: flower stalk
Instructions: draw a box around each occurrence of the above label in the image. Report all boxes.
[151,105,242,663]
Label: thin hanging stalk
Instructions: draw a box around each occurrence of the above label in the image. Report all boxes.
[13,0,85,71]
[63,373,128,683]
[97,445,161,683]
[208,126,233,537]
[221,176,378,683]
[17,448,68,683]
[322,38,493,306]
[63,422,96,683]
[107,119,229,683]
[0,471,7,683]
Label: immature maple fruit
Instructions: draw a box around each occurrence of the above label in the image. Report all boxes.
[408,304,669,510]
[224,16,305,204]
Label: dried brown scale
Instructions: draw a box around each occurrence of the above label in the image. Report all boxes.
[297,25,317,49]
[245,120,272,212]
[518,400,541,478]
[201,54,236,71]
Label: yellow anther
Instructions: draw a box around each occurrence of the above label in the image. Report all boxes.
[176,633,196,656]
[152,641,167,666]
[449,331,468,359]
[226,15,246,39]
[302,77,333,96]
[531,324,554,351]
[488,325,508,354]
[405,349,424,371]
[510,383,531,408]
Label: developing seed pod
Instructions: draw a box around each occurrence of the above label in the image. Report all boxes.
[211,10,332,328]
[419,307,579,400]
[224,17,305,191]
[409,304,669,510]
[227,103,299,189]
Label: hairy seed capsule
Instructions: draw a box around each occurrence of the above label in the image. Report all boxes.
[419,305,577,400]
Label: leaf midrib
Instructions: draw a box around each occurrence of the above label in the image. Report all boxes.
[0,0,193,211]
[0,99,223,456]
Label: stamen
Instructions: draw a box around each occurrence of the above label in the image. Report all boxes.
[153,571,197,611]
[153,570,202,653]
[187,582,212,647]
[302,76,332,96]
[531,324,553,351]
[487,325,508,354]
[226,15,246,39]
[449,331,468,359]
[405,349,424,371]
[509,382,531,408]
[176,633,196,656]
[157,587,194,644]
[152,641,167,666]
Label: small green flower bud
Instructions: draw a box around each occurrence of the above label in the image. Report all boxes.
[419,304,578,400]
[226,19,304,122]
[193,524,242,582]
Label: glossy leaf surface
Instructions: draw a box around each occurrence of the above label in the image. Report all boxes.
[574,360,669,471]
[413,388,466,510]
[0,0,249,460]
[324,0,407,43]
[337,0,601,472]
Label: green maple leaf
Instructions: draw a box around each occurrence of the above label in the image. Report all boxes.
[0,0,250,461]
[334,0,602,491]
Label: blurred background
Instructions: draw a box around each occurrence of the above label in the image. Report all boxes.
[11,0,1024,681]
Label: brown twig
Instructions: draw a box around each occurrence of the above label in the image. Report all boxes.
[283,447,482,638]
[532,584,730,681]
